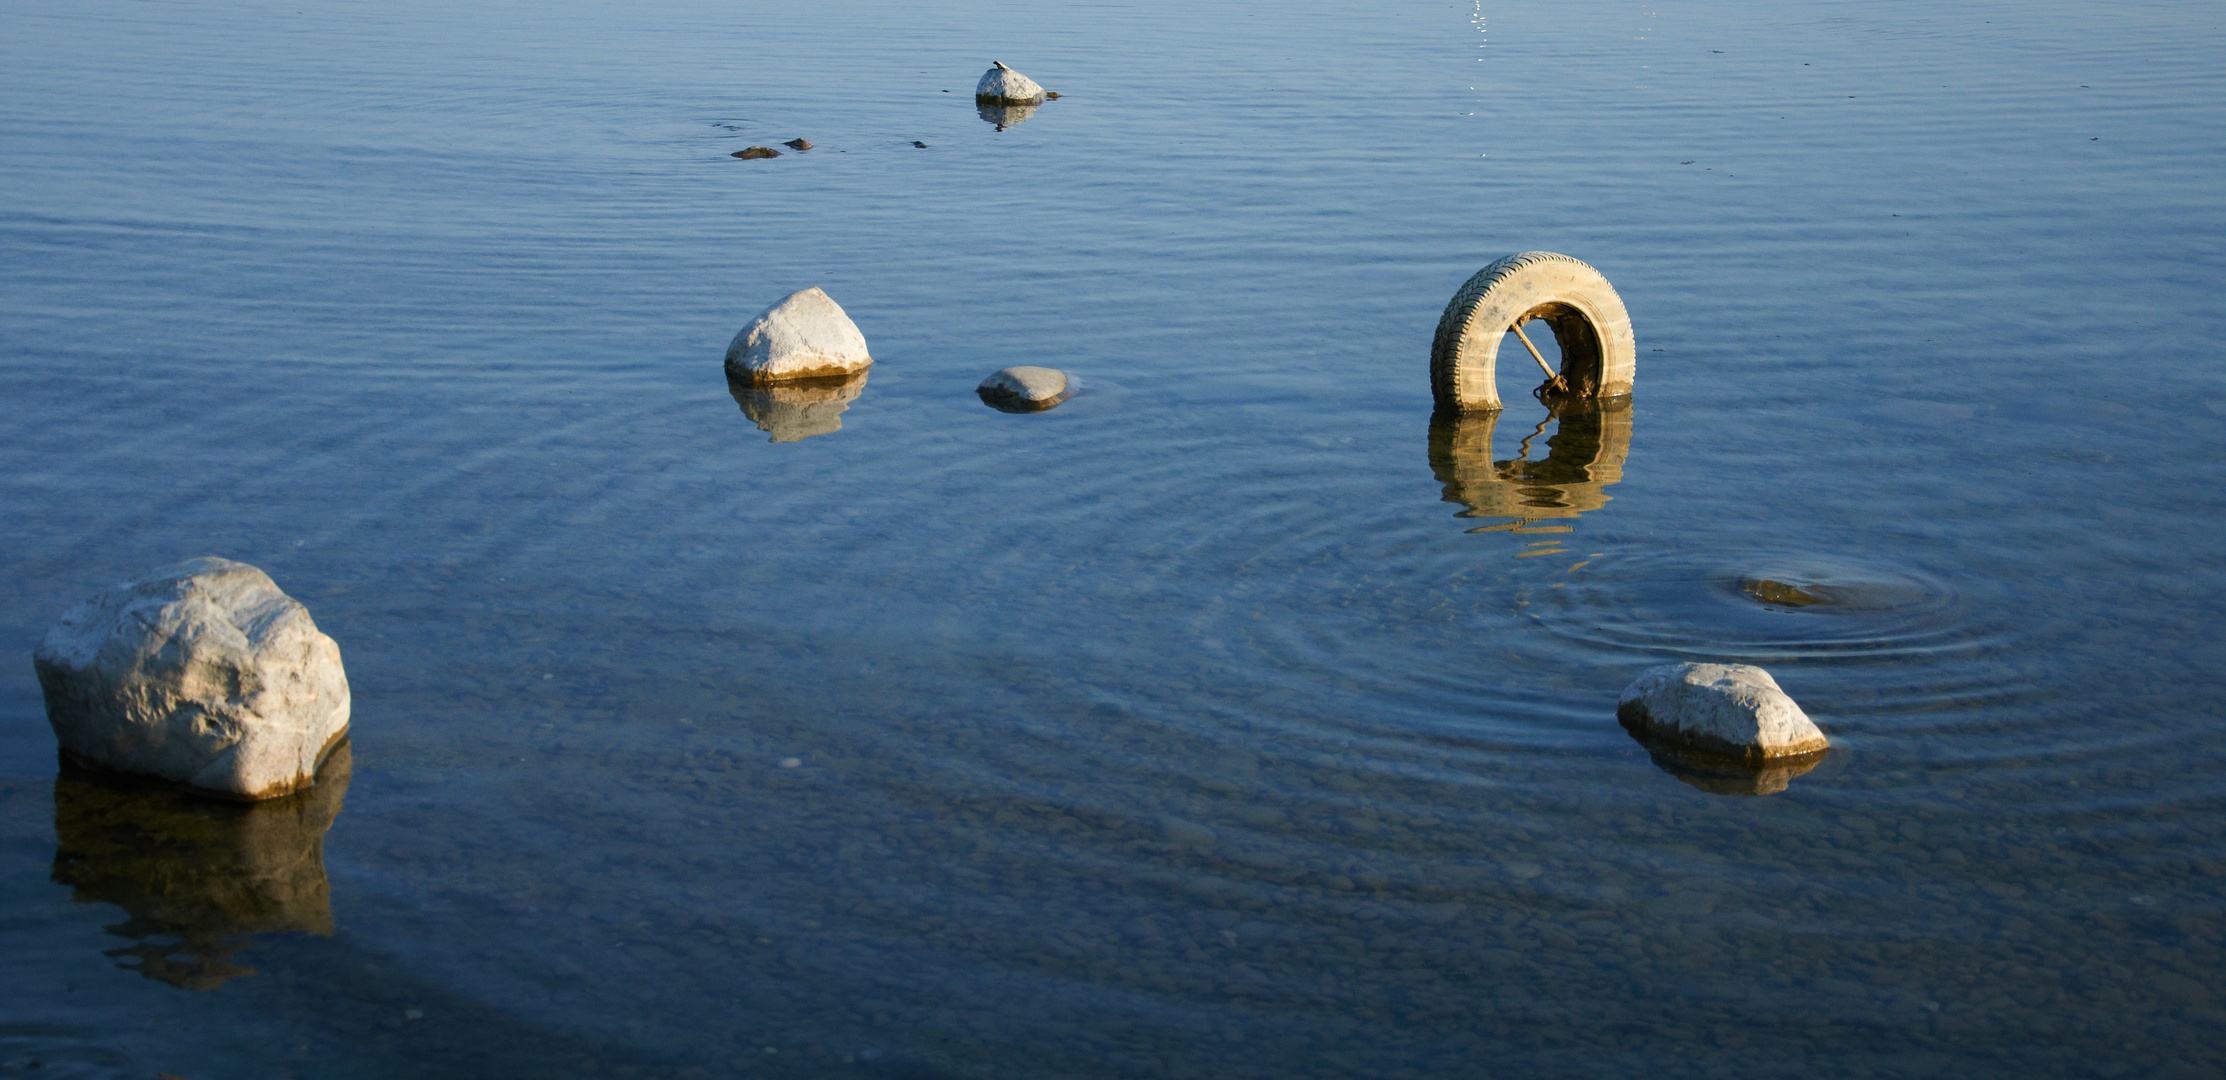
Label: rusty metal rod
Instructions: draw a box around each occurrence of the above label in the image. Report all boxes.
[1510,321,1558,382]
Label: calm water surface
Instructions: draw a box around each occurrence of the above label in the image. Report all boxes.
[2,1,2223,1077]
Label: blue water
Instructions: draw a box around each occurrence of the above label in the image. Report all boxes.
[2,0,2223,1076]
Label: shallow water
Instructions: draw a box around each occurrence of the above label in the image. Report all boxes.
[2,0,2223,1076]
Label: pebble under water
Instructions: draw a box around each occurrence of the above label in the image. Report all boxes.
[1,0,2222,1077]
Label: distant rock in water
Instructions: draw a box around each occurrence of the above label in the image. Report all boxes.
[977,366,1071,412]
[783,138,813,151]
[725,287,873,384]
[35,558,351,801]
[729,370,869,442]
[51,741,349,989]
[975,61,1047,105]
[1617,662,1827,764]
[732,146,780,159]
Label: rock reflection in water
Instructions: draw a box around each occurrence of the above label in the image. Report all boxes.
[976,102,1037,130]
[1427,397,1631,531]
[1623,727,1825,796]
[728,371,868,443]
[50,742,350,990]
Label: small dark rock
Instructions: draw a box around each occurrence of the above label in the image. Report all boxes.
[912,141,928,148]
[1045,91,1062,99]
[732,146,780,160]
[784,138,812,151]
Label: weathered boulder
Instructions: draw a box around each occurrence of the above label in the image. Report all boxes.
[729,370,869,442]
[975,61,1046,106]
[1616,662,1826,763]
[34,558,351,801]
[724,287,873,384]
[977,366,1071,412]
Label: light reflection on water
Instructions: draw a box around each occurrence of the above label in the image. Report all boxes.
[0,0,2222,1076]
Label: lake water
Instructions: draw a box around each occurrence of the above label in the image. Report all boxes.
[2,0,2223,1076]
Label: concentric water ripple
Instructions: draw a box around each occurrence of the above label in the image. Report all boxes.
[1513,546,2003,663]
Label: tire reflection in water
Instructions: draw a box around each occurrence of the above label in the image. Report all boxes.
[1427,396,1631,533]
[49,742,350,990]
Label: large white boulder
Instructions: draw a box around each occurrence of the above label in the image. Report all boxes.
[34,558,351,801]
[975,61,1046,105]
[1616,663,1826,762]
[976,366,1071,411]
[724,287,873,384]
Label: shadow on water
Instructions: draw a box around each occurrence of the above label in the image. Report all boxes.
[50,742,350,990]
[1428,396,1631,533]
[976,102,1037,130]
[729,371,869,443]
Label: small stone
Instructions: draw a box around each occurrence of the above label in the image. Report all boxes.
[1617,662,1827,763]
[975,61,1047,106]
[783,138,812,151]
[34,558,351,800]
[912,141,928,148]
[1045,91,1062,99]
[731,146,780,159]
[724,287,873,384]
[976,366,1071,412]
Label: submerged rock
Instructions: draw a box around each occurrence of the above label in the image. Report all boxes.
[34,558,351,801]
[725,287,873,384]
[731,146,780,159]
[783,138,813,151]
[1738,561,1934,612]
[977,366,1071,412]
[975,61,1046,105]
[1617,662,1826,763]
[729,370,869,442]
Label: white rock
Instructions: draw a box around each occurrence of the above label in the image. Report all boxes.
[1616,663,1826,762]
[977,366,1071,411]
[34,558,351,800]
[975,61,1046,105]
[724,287,873,384]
